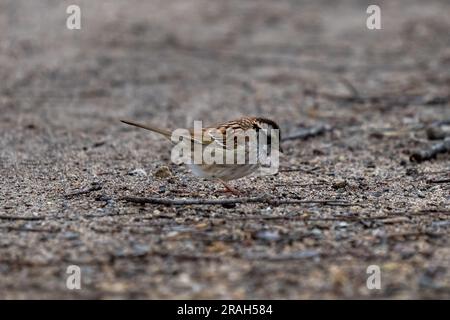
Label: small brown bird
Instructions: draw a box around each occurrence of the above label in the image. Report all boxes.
[121,117,282,195]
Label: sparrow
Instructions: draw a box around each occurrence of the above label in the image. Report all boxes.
[121,116,282,195]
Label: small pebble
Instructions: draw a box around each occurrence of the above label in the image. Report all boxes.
[95,194,111,202]
[334,222,348,229]
[406,167,418,176]
[372,191,383,197]
[255,230,280,241]
[128,168,147,176]
[332,179,347,189]
[62,231,79,240]
[426,127,446,140]
[154,166,172,178]
[310,228,323,238]
[222,202,236,209]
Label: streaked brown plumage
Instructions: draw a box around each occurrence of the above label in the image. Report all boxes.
[121,117,282,194]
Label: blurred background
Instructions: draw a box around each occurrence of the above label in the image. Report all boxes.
[1,0,449,299]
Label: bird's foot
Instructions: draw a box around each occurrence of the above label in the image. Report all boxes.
[218,179,242,196]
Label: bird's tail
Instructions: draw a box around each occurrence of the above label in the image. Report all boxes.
[121,120,172,138]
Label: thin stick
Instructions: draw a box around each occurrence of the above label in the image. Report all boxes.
[410,137,450,162]
[278,166,320,173]
[120,196,361,207]
[0,226,60,233]
[64,183,103,198]
[282,125,331,141]
[0,215,44,221]
[427,178,450,184]
[274,183,322,187]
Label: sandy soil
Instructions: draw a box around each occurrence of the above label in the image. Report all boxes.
[0,0,449,299]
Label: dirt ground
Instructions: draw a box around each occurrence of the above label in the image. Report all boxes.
[1,0,449,299]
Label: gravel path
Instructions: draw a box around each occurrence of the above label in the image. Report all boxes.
[1,0,449,299]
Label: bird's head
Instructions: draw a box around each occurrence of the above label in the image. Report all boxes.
[253,117,283,153]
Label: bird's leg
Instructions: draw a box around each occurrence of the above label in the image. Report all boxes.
[218,179,241,196]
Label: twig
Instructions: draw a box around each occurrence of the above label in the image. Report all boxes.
[431,119,450,127]
[219,214,391,222]
[274,183,323,187]
[410,137,450,162]
[420,170,450,175]
[303,88,363,103]
[427,178,450,184]
[410,209,450,216]
[278,166,320,173]
[150,250,223,261]
[120,196,361,207]
[244,251,320,261]
[64,183,103,198]
[0,226,60,233]
[0,215,44,221]
[282,125,331,141]
[306,89,449,106]
[385,231,443,239]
